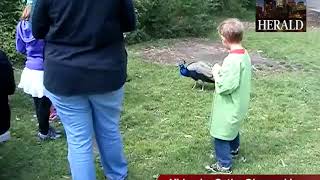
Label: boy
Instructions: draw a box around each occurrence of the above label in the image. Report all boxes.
[0,50,16,143]
[206,18,252,174]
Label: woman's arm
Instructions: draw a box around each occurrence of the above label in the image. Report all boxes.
[32,0,50,39]
[120,0,137,32]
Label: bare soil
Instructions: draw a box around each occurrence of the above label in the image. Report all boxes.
[137,38,302,72]
[135,11,319,72]
[308,10,320,29]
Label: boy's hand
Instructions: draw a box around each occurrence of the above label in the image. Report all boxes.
[212,64,221,79]
[213,63,221,70]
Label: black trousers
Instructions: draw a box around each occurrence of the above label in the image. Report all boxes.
[0,96,10,135]
[33,96,52,135]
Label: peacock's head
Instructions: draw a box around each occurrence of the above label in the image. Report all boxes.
[177,59,186,69]
[177,59,189,76]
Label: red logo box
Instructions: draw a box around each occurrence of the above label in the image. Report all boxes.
[158,175,320,180]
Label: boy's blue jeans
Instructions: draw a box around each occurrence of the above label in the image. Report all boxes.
[214,134,240,168]
[45,87,127,180]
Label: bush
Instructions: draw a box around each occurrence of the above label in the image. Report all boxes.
[1,0,255,64]
[127,0,255,43]
[0,0,23,64]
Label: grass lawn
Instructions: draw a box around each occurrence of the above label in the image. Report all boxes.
[0,30,320,179]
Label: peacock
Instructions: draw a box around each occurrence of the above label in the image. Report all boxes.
[178,60,215,91]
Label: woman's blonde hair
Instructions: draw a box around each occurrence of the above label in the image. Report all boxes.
[218,18,244,43]
[21,5,32,20]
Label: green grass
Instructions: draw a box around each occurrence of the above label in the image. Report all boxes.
[1,30,320,179]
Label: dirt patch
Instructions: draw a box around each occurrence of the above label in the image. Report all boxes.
[137,38,302,72]
[136,12,320,71]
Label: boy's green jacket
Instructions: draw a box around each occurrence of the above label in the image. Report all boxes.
[210,49,252,141]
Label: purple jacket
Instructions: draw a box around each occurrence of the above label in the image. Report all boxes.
[16,20,45,70]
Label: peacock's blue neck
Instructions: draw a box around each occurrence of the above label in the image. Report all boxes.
[180,66,189,77]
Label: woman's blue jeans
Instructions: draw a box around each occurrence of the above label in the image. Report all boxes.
[45,87,127,180]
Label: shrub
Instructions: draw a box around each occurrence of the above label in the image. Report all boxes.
[1,0,255,64]
[127,0,255,43]
[0,0,23,64]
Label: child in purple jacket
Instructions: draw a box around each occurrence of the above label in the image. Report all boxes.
[16,5,61,140]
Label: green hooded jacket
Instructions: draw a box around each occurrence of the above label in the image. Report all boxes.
[210,49,252,141]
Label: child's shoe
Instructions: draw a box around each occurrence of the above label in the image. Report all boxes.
[0,131,11,143]
[38,127,62,140]
[205,162,232,174]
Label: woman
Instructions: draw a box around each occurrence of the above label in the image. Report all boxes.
[32,0,136,179]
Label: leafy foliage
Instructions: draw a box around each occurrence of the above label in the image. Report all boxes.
[127,0,255,43]
[1,0,255,63]
[0,0,23,64]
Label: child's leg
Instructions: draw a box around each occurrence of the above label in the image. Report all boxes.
[33,96,51,135]
[214,138,232,168]
[0,96,10,135]
[230,133,240,153]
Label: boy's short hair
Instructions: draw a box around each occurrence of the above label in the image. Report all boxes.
[218,18,244,43]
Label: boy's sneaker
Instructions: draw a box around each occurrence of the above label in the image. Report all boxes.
[231,147,240,159]
[205,163,232,174]
[38,127,62,140]
[0,131,11,143]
